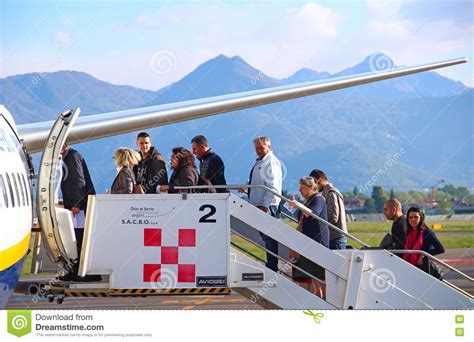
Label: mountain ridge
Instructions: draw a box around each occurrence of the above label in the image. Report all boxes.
[1,53,472,193]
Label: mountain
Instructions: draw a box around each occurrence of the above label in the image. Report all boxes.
[281,68,331,84]
[1,53,472,194]
[0,71,156,124]
[151,54,281,105]
[282,53,469,100]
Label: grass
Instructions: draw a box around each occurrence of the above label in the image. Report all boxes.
[21,237,36,276]
[231,232,474,262]
[231,234,266,260]
[350,232,474,249]
[230,220,474,261]
[347,220,474,233]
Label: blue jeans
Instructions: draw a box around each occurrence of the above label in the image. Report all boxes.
[330,236,347,250]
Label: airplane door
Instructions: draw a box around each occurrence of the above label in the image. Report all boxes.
[36,108,81,263]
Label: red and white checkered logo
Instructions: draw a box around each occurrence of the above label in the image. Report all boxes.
[143,228,196,284]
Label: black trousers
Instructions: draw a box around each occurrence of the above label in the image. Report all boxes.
[260,205,280,272]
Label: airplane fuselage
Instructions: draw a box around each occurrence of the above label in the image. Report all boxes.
[0,106,33,308]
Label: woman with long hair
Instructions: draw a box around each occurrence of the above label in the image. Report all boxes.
[159,147,198,194]
[403,206,445,276]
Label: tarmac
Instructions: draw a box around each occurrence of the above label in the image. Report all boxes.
[6,248,472,310]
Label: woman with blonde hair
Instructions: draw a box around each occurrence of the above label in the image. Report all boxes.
[110,147,142,194]
[288,176,329,298]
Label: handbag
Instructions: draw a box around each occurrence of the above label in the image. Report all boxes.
[419,257,443,280]
[379,233,394,249]
[133,184,145,194]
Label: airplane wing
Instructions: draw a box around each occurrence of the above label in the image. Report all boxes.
[18,58,467,154]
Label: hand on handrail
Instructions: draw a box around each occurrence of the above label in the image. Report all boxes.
[289,250,299,259]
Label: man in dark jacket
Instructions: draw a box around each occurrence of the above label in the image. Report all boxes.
[60,144,96,215]
[133,132,168,193]
[383,198,407,250]
[60,143,97,281]
[191,135,227,193]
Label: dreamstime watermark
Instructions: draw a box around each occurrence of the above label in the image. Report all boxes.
[250,41,294,85]
[31,259,77,303]
[359,147,406,194]
[368,268,396,294]
[249,262,292,303]
[150,50,177,75]
[368,51,395,73]
[258,158,288,185]
[150,267,178,290]
[138,167,167,193]
[7,310,32,337]
[31,40,76,85]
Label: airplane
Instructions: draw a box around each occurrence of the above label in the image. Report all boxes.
[0,57,468,308]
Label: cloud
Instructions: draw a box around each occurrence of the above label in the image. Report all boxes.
[3,1,470,89]
[398,0,473,25]
[361,17,472,60]
[365,0,412,18]
[282,2,345,38]
[51,30,74,46]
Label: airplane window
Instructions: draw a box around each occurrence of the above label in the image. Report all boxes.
[17,173,25,207]
[0,174,7,208]
[5,173,15,207]
[11,172,21,207]
[21,174,29,206]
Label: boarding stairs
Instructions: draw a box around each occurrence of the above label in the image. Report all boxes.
[30,109,473,309]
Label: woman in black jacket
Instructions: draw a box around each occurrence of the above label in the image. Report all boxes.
[403,206,445,276]
[159,147,198,194]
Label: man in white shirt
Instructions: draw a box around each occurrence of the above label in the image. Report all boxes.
[247,136,282,271]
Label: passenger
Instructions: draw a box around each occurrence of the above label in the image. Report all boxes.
[403,206,445,277]
[191,135,227,193]
[383,198,407,250]
[110,148,141,194]
[310,169,348,250]
[159,147,198,194]
[240,136,282,272]
[288,177,329,298]
[133,132,168,194]
[59,143,96,281]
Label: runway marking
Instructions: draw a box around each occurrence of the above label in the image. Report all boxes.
[209,298,245,303]
[195,297,211,305]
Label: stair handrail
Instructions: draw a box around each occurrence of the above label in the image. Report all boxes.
[174,184,370,248]
[387,249,473,284]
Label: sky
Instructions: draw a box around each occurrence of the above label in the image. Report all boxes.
[1,0,473,91]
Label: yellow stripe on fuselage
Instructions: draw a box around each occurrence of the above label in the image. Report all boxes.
[0,231,30,271]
